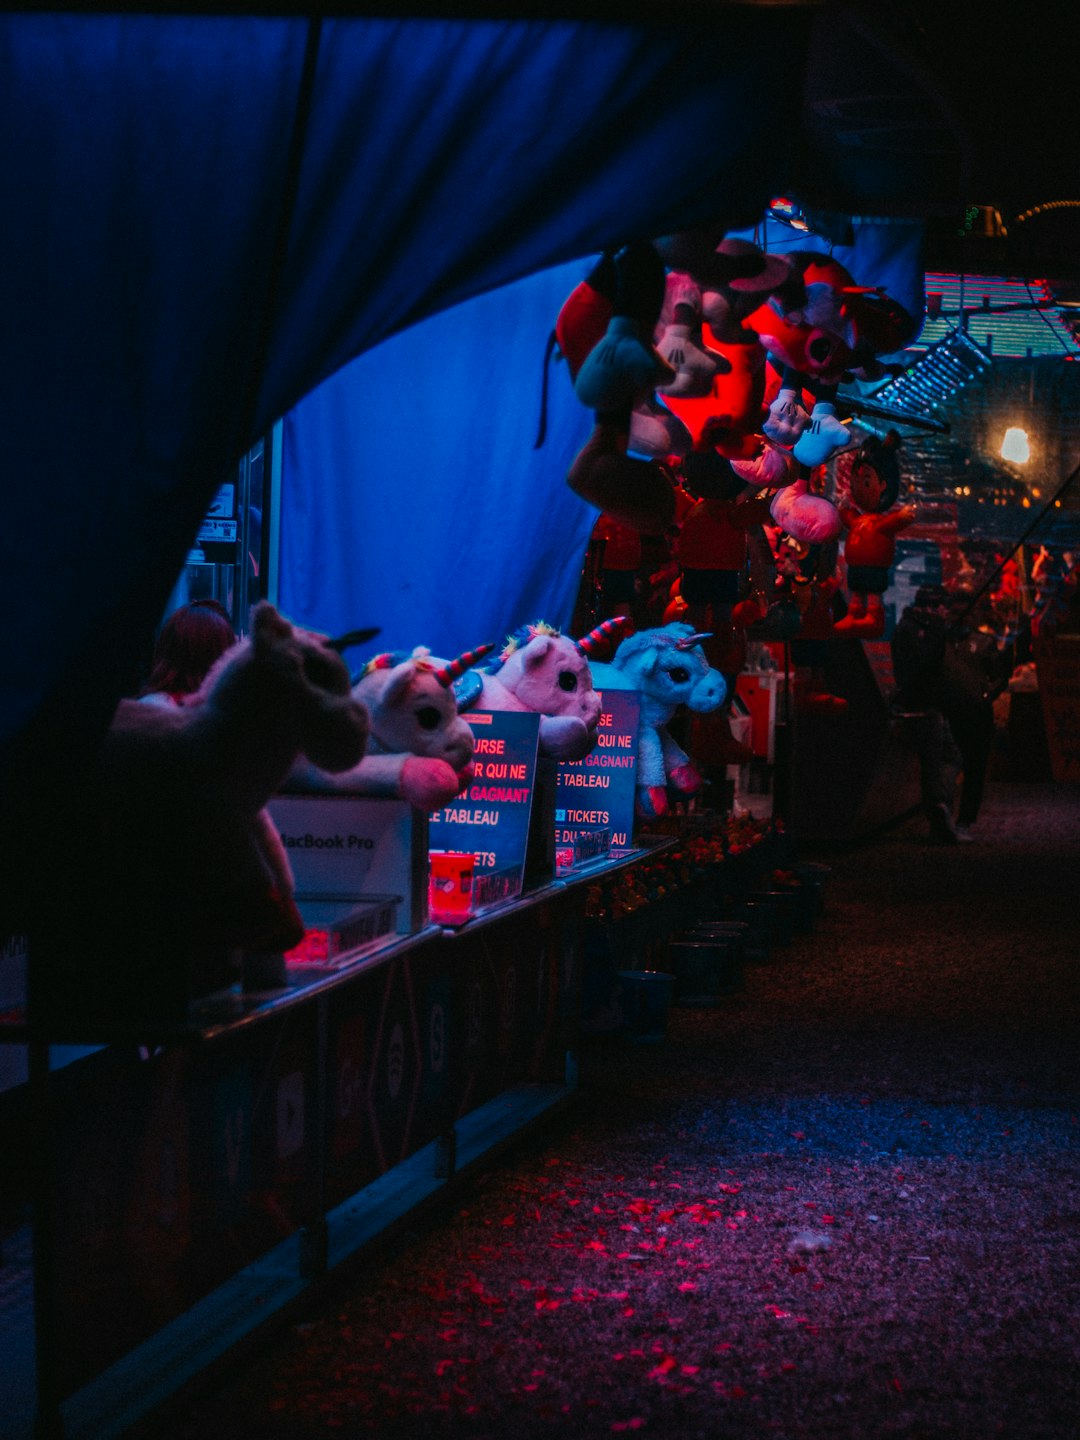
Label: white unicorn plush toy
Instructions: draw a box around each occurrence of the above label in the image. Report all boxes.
[288,643,494,812]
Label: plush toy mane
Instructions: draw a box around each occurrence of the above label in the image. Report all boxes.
[487,622,562,675]
[357,646,433,682]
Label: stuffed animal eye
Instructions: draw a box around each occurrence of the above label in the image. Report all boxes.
[416,705,441,730]
[558,670,578,691]
[669,666,690,684]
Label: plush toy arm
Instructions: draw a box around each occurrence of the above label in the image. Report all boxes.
[883,504,918,534]
[281,752,464,812]
[281,752,405,796]
[400,756,468,811]
[538,714,594,761]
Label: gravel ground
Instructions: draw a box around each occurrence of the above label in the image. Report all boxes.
[149,780,1080,1440]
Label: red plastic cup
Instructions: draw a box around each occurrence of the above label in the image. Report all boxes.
[428,851,476,924]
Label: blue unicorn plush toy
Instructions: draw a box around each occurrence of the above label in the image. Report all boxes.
[595,622,726,819]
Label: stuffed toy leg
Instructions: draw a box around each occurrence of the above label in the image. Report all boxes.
[635,722,670,818]
[573,242,674,411]
[770,472,842,546]
[566,415,677,535]
[660,727,701,797]
[792,388,852,467]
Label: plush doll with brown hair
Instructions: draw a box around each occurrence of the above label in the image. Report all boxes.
[835,430,916,637]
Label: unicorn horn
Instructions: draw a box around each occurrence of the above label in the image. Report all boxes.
[674,632,712,651]
[577,615,631,657]
[433,642,495,687]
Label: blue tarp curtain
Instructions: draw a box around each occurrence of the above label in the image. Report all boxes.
[280,259,603,661]
[2,7,817,922]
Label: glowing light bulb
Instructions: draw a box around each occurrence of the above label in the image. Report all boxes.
[1001,427,1030,463]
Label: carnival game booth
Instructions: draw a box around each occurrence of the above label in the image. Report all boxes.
[0,5,1022,1437]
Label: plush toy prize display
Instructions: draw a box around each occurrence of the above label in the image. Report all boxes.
[451,618,628,761]
[288,643,493,812]
[99,601,371,953]
[592,622,726,819]
[556,230,884,552]
[748,251,911,469]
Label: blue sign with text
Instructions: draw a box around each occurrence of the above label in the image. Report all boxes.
[555,688,640,853]
[428,711,541,901]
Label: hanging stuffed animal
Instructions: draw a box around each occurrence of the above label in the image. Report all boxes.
[748,251,893,467]
[593,622,726,818]
[649,234,844,547]
[674,445,774,658]
[562,241,682,534]
[655,235,794,458]
[834,430,916,637]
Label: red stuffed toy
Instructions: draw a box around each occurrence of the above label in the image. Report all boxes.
[657,236,793,458]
